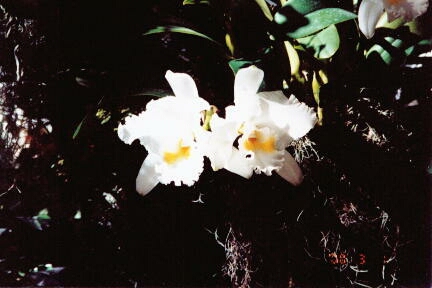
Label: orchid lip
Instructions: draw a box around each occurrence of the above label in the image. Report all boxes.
[242,130,276,153]
[163,140,192,165]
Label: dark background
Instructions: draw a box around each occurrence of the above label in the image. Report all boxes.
[0,0,430,287]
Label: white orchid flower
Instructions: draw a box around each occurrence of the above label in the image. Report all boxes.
[205,66,317,186]
[358,0,429,39]
[118,71,210,196]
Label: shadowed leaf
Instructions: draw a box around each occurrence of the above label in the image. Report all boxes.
[297,25,340,59]
[228,59,261,74]
[143,26,221,45]
[276,8,356,39]
[130,89,172,98]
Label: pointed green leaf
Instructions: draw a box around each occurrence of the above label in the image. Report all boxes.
[130,89,172,98]
[143,26,220,45]
[287,8,357,39]
[284,41,300,75]
[183,0,210,4]
[72,116,87,140]
[297,25,340,59]
[254,0,274,21]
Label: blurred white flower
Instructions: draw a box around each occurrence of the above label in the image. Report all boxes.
[359,0,428,39]
[205,66,317,186]
[118,70,209,196]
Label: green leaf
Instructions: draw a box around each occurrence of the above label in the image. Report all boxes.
[143,26,220,45]
[36,208,51,220]
[228,59,260,74]
[284,40,300,75]
[130,89,172,98]
[297,25,340,59]
[287,8,357,39]
[367,37,432,65]
[254,0,274,21]
[183,0,210,4]
[72,116,86,140]
[280,0,323,15]
[228,59,266,90]
[367,36,403,65]
[405,39,432,56]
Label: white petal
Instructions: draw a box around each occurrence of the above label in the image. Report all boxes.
[117,113,147,145]
[358,0,385,39]
[384,0,429,22]
[136,154,160,196]
[237,125,285,175]
[165,70,200,99]
[156,145,204,186]
[234,66,264,105]
[276,151,304,186]
[204,113,253,178]
[150,79,209,119]
[252,149,285,175]
[258,90,289,105]
[205,117,239,171]
[140,96,206,154]
[283,95,317,139]
[259,93,317,140]
[146,95,206,122]
[224,148,254,179]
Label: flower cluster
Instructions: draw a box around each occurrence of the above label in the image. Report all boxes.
[118,66,317,196]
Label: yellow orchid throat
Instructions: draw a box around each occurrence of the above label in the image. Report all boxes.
[243,130,276,153]
[163,141,191,164]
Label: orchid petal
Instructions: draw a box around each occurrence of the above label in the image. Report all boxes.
[359,0,385,39]
[206,116,239,171]
[283,95,318,139]
[117,113,147,145]
[259,92,317,140]
[237,124,286,175]
[252,149,285,176]
[136,154,160,196]
[234,65,264,104]
[224,148,254,179]
[165,70,200,99]
[276,151,304,186]
[225,103,260,124]
[156,145,205,187]
[384,0,429,22]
